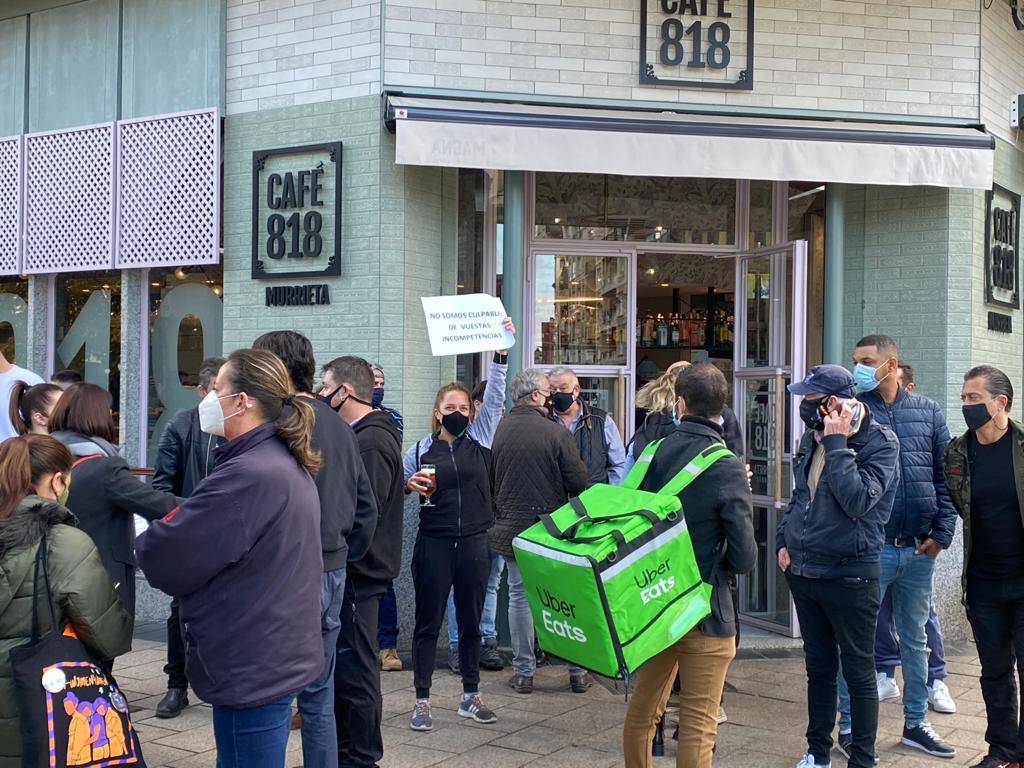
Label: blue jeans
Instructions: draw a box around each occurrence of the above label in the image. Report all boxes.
[876,592,947,682]
[447,552,504,646]
[297,568,346,768]
[213,693,295,768]
[377,582,398,649]
[839,545,935,730]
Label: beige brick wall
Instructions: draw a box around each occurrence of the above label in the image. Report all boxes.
[225,0,381,115]
[382,0,980,119]
[981,1,1024,149]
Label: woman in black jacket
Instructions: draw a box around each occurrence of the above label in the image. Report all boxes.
[403,336,512,733]
[49,383,176,617]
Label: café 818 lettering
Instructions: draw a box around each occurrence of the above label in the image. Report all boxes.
[251,142,342,280]
[639,0,754,90]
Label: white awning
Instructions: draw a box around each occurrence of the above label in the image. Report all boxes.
[387,96,994,190]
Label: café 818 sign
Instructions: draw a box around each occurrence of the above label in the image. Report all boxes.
[639,0,755,90]
[985,184,1020,310]
[252,142,342,280]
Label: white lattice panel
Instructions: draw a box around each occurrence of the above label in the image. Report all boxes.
[24,124,115,274]
[0,137,21,275]
[116,109,219,268]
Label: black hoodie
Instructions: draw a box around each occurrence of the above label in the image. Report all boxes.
[349,410,404,597]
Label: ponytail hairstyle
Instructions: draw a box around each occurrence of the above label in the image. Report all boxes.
[431,382,474,433]
[635,370,679,415]
[223,349,321,475]
[10,381,63,436]
[0,434,74,519]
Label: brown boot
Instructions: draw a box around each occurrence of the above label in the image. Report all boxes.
[379,648,403,671]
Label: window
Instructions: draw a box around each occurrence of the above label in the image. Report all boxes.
[0,279,29,367]
[534,174,737,245]
[534,253,629,367]
[146,265,223,466]
[54,272,122,434]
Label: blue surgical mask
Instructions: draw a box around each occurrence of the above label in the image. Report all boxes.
[853,363,886,393]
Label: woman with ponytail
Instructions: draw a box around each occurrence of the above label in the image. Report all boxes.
[9,381,62,435]
[136,348,324,768]
[0,435,132,766]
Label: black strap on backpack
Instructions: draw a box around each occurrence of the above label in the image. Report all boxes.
[29,537,58,642]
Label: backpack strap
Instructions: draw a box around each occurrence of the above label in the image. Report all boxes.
[619,438,665,490]
[72,453,102,469]
[658,443,735,497]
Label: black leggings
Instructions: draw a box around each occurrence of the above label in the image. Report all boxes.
[411,532,491,698]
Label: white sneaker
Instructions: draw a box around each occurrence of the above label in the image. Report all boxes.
[877,672,900,701]
[795,755,831,768]
[928,679,957,714]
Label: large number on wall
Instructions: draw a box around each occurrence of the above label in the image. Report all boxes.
[149,283,223,453]
[57,290,111,386]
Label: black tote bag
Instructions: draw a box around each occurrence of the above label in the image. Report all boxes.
[9,538,146,768]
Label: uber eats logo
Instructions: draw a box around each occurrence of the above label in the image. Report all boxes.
[537,588,587,643]
[635,558,675,605]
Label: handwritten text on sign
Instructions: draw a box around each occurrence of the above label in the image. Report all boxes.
[421,294,516,356]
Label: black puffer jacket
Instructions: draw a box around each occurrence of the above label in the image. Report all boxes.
[490,404,589,557]
[632,407,745,458]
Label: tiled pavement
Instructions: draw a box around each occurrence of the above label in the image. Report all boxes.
[117,639,991,768]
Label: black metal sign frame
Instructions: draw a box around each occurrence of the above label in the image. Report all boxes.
[251,142,342,280]
[639,0,755,90]
[985,183,1020,310]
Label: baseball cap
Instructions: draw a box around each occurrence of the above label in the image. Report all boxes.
[788,364,856,398]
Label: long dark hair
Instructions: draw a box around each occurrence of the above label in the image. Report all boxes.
[223,349,321,474]
[9,381,62,436]
[0,435,74,519]
[47,383,117,443]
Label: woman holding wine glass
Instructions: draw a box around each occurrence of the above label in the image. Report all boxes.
[402,318,514,733]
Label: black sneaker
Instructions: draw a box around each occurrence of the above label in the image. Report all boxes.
[902,722,956,759]
[835,732,879,764]
[479,640,504,671]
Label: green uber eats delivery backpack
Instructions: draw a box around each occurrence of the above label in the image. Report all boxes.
[511,438,733,680]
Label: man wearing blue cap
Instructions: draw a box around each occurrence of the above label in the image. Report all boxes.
[777,364,900,768]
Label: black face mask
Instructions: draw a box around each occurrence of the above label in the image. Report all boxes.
[551,392,575,414]
[441,410,470,437]
[317,386,343,412]
[799,399,828,431]
[962,402,993,431]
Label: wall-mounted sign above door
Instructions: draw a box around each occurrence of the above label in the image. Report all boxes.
[639,0,755,90]
[251,142,342,280]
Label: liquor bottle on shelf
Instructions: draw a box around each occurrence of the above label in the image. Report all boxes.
[641,312,655,347]
[669,316,680,346]
[656,315,669,347]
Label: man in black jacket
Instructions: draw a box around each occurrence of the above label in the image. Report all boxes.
[777,365,900,768]
[320,356,403,768]
[151,355,224,719]
[253,332,378,768]
[491,368,590,694]
[623,362,755,767]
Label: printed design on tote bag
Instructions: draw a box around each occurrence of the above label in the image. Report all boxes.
[43,662,141,768]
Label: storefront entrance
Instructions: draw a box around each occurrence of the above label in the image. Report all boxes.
[525,236,808,635]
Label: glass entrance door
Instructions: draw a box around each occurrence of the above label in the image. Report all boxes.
[528,248,636,435]
[732,241,808,635]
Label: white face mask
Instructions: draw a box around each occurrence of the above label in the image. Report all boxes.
[198,390,241,437]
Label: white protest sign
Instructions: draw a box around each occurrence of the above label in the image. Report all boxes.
[421,293,516,357]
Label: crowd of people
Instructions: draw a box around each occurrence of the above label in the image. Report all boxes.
[0,324,1021,768]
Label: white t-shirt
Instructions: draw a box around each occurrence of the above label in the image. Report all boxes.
[0,365,45,440]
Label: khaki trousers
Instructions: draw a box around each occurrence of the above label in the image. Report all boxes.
[623,628,736,768]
